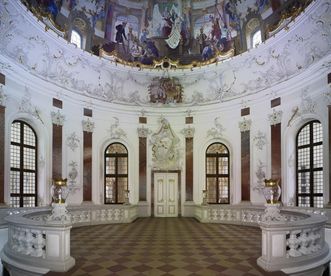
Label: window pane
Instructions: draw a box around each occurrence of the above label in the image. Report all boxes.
[298,196,310,207]
[23,197,35,207]
[23,172,36,194]
[23,124,36,146]
[298,172,310,193]
[206,157,216,174]
[297,148,310,169]
[117,177,127,203]
[10,121,38,208]
[106,143,127,154]
[252,30,262,48]
[10,171,20,194]
[70,30,81,48]
[218,157,228,174]
[206,177,216,203]
[313,145,323,168]
[296,121,323,208]
[207,144,228,154]
[117,157,127,174]
[11,122,21,143]
[10,145,20,168]
[313,122,322,143]
[313,196,323,208]
[105,177,116,203]
[313,171,323,193]
[218,178,229,203]
[23,147,36,170]
[106,157,115,174]
[297,124,310,146]
[10,197,20,208]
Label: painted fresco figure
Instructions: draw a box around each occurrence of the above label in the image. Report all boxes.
[115,22,127,53]
[197,27,207,54]
[162,9,173,37]
[202,44,214,61]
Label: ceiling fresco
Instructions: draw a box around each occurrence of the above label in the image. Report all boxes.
[21,0,312,69]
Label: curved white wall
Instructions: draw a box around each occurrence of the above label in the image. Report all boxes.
[0,0,330,213]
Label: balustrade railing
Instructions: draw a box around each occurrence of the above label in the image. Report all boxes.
[2,211,74,274]
[195,204,329,274]
[1,204,138,275]
[0,204,328,275]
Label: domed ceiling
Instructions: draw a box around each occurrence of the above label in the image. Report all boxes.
[1,0,329,107]
[22,0,311,69]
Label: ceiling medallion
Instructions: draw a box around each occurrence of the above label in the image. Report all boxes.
[148,77,183,104]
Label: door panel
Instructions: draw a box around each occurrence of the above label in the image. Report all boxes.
[154,173,178,217]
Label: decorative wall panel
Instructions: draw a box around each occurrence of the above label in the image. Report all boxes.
[52,125,62,179]
[241,131,250,201]
[271,123,281,187]
[186,137,193,201]
[83,131,92,201]
[139,137,147,201]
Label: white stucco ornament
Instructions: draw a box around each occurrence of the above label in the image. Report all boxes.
[66,132,80,151]
[253,131,267,150]
[150,118,181,170]
[51,110,65,126]
[19,89,44,124]
[0,84,7,106]
[238,117,252,132]
[110,117,126,139]
[137,125,151,138]
[82,118,95,133]
[181,126,195,138]
[207,117,225,138]
[268,109,283,125]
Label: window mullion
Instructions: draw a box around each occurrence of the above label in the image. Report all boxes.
[20,122,24,207]
[115,156,118,203]
[309,123,314,207]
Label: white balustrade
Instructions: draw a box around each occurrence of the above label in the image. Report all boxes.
[194,204,329,274]
[1,204,328,275]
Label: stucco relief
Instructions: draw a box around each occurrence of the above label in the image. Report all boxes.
[253,131,267,150]
[238,117,252,132]
[268,109,282,125]
[0,0,330,106]
[150,118,181,170]
[50,110,65,126]
[207,117,225,139]
[109,117,126,139]
[66,132,80,151]
[253,160,266,193]
[137,126,151,138]
[0,85,7,106]
[82,118,95,133]
[19,89,44,124]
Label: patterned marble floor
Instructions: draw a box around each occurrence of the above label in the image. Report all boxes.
[47,217,286,276]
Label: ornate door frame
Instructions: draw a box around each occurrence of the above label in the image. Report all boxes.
[151,170,181,217]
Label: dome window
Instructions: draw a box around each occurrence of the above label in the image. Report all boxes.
[70,30,82,48]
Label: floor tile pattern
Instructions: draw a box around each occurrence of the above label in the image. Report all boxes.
[47,218,286,276]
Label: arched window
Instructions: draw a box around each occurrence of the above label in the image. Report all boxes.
[206,143,230,204]
[252,29,262,48]
[246,17,261,49]
[70,29,82,48]
[296,121,323,208]
[10,120,38,207]
[104,143,128,204]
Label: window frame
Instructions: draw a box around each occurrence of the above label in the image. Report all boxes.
[10,120,38,207]
[70,29,82,48]
[104,142,128,204]
[251,29,262,48]
[296,120,323,208]
[205,142,230,204]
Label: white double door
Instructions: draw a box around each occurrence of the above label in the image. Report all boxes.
[154,173,178,217]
